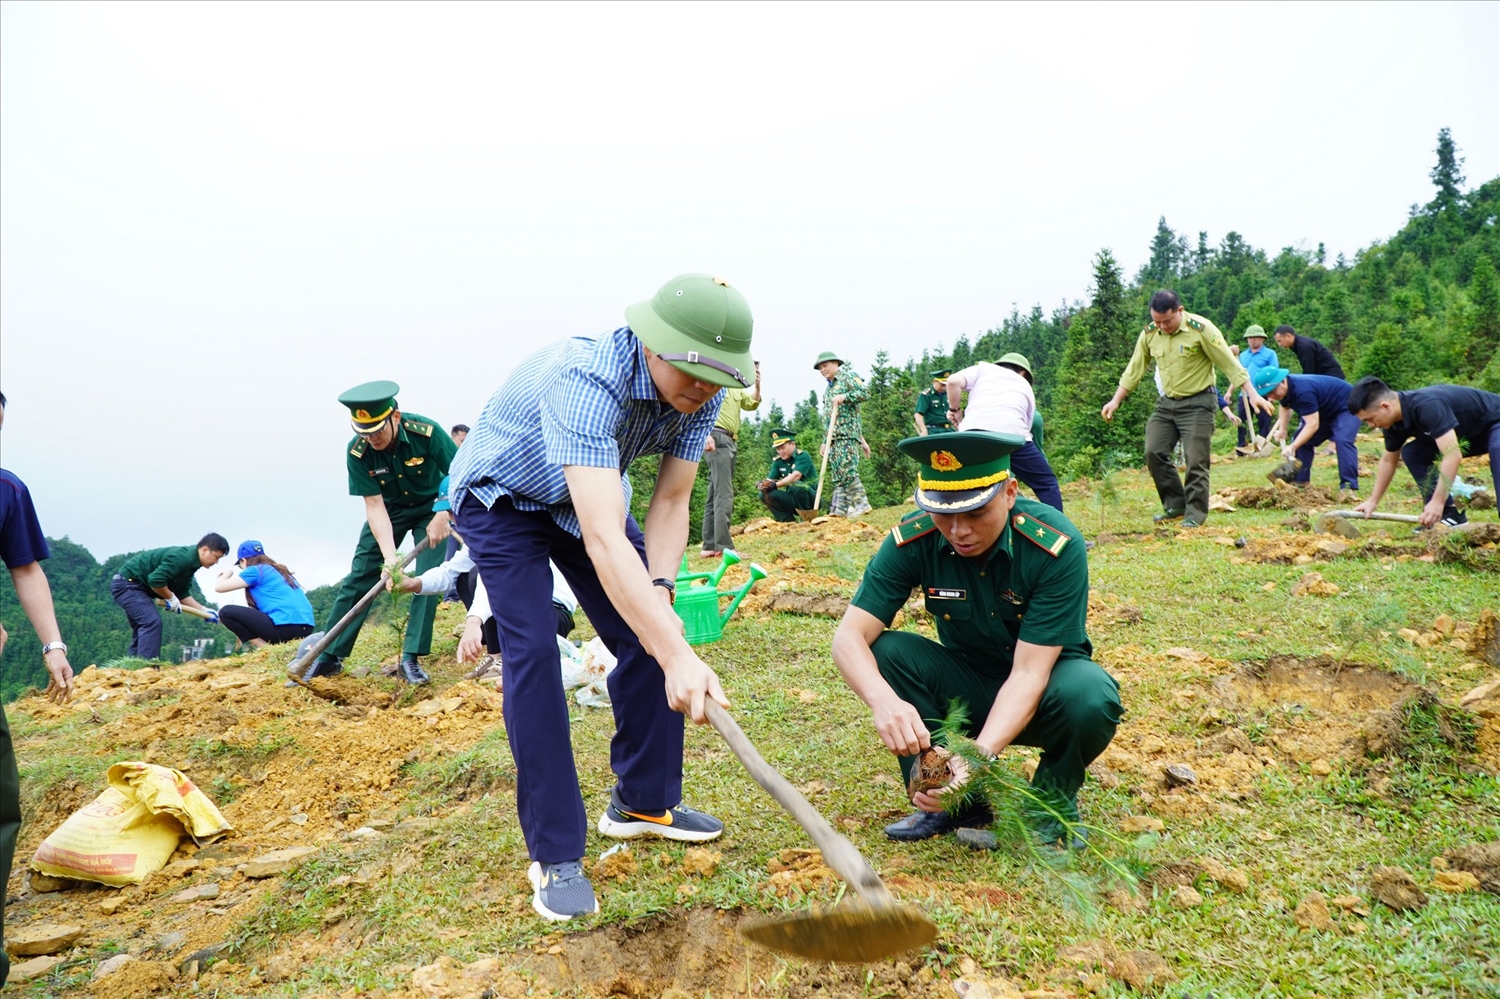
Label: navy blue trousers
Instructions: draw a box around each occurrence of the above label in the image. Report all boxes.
[457,495,683,864]
[1402,421,1500,521]
[1010,440,1064,512]
[1293,410,1361,490]
[110,576,164,659]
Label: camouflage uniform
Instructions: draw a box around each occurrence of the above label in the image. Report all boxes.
[824,364,871,517]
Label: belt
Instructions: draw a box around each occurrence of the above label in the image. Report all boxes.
[1166,387,1214,400]
[712,427,735,438]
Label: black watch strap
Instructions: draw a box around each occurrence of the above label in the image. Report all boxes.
[651,577,676,600]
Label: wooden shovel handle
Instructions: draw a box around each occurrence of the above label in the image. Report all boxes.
[811,399,839,513]
[705,698,893,906]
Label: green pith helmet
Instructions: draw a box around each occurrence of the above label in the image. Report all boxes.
[997,352,1033,378]
[770,427,797,447]
[898,431,1025,515]
[930,369,952,382]
[338,380,400,432]
[625,274,754,388]
[1244,324,1267,341]
[813,351,844,370]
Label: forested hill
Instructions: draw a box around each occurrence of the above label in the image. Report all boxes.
[685,127,1499,515]
[0,537,223,701]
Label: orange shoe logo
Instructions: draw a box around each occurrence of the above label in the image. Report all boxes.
[621,809,674,826]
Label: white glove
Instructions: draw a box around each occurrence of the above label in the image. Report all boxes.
[165,596,182,613]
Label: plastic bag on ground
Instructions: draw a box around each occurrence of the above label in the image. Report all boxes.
[31,762,233,886]
[575,637,618,708]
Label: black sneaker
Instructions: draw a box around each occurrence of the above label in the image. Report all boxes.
[1152,509,1184,523]
[883,802,994,841]
[597,785,724,842]
[527,860,598,921]
[397,655,430,685]
[305,655,344,679]
[1415,511,1468,532]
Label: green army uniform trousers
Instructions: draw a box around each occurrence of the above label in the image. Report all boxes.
[872,630,1123,819]
[762,484,815,522]
[323,505,445,659]
[1144,389,1217,524]
[0,703,18,985]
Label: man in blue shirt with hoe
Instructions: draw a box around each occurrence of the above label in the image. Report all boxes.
[448,274,754,922]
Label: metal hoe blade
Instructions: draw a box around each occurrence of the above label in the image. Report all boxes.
[740,904,937,963]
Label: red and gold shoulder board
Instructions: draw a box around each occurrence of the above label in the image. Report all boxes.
[892,513,938,547]
[1012,513,1070,556]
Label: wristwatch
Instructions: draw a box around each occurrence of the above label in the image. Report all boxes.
[41,641,68,656]
[651,578,676,602]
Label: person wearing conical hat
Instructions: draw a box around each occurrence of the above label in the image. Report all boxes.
[758,428,817,522]
[301,381,457,685]
[913,369,954,436]
[814,351,872,518]
[831,432,1121,846]
[945,352,1064,512]
[447,273,754,921]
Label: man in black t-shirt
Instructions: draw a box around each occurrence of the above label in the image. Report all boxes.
[1273,325,1345,380]
[1348,377,1500,527]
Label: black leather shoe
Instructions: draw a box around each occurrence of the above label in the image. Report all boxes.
[883,803,994,841]
[398,655,430,685]
[1152,509,1184,523]
[305,655,344,679]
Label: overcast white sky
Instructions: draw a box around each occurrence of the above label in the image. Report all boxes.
[2,1,1496,593]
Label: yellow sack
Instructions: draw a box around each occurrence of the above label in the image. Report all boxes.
[31,762,234,886]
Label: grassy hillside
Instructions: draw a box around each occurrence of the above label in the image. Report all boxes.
[4,437,1497,998]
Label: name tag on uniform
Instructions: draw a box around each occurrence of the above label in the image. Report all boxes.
[371,467,391,476]
[926,587,966,600]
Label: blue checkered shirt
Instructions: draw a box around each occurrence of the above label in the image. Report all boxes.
[448,327,723,537]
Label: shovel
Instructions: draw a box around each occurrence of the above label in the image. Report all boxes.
[810,399,840,516]
[284,537,432,688]
[704,700,936,963]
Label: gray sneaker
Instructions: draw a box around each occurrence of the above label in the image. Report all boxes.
[528,860,599,921]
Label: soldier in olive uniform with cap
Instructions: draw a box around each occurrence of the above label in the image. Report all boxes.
[303,381,457,684]
[1102,290,1273,527]
[758,428,817,521]
[913,370,954,436]
[814,351,871,517]
[831,432,1123,844]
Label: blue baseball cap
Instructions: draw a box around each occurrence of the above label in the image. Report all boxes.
[1252,367,1290,394]
[433,475,452,513]
[237,540,265,560]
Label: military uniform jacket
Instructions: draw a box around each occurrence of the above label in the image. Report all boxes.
[850,496,1091,664]
[1118,312,1247,399]
[824,366,868,440]
[346,411,457,511]
[914,387,952,431]
[769,449,817,488]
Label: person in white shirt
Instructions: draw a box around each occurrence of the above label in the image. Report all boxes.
[945,353,1064,511]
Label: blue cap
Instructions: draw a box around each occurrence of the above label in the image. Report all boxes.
[237,540,265,560]
[433,475,451,514]
[1252,367,1290,394]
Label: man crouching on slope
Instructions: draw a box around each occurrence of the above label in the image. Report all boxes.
[831,432,1123,845]
[447,274,754,921]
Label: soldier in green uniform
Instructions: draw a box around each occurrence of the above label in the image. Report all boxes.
[831,431,1123,843]
[1101,290,1272,527]
[758,428,817,521]
[814,351,871,517]
[913,369,954,436]
[303,381,457,684]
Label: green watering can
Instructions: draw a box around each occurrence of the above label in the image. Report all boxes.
[674,549,768,646]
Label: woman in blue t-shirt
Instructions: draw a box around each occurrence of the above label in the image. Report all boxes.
[212,540,316,648]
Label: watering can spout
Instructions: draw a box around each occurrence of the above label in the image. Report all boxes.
[719,563,768,625]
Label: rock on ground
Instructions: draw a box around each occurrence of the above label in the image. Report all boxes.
[244,846,318,878]
[6,922,83,956]
[1370,865,1428,912]
[1293,892,1336,932]
[1441,841,1500,894]
[8,955,66,981]
[1109,950,1177,993]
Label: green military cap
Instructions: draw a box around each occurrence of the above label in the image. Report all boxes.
[625,273,755,388]
[813,350,844,370]
[338,380,400,433]
[770,427,797,447]
[898,430,1025,515]
[929,368,952,381]
[997,352,1033,377]
[1244,324,1268,340]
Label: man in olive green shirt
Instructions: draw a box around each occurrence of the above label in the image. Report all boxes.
[1101,290,1272,527]
[913,370,953,435]
[831,432,1122,844]
[303,381,457,684]
[110,534,228,660]
[700,364,761,556]
[758,428,817,521]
